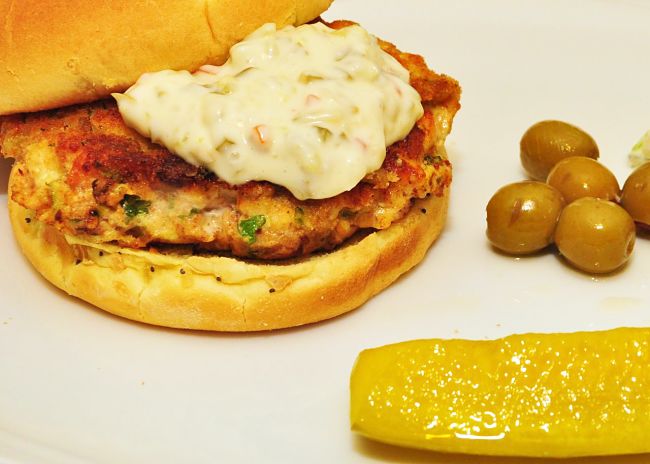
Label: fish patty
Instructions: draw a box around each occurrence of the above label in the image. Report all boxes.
[0,22,460,260]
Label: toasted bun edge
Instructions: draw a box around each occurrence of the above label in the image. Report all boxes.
[0,0,333,115]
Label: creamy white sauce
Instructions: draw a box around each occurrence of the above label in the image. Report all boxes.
[114,22,423,200]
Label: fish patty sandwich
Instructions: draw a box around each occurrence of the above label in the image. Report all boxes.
[0,0,460,331]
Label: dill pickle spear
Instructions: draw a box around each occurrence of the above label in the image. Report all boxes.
[350,328,650,457]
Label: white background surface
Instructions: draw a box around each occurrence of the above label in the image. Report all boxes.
[2,1,650,462]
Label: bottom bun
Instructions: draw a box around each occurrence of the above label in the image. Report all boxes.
[8,167,449,331]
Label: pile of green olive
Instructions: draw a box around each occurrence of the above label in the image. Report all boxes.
[486,120,650,274]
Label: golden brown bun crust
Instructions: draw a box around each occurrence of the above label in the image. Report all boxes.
[0,0,332,115]
[9,165,449,331]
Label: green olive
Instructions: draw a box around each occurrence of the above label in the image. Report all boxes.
[555,198,635,274]
[486,181,565,254]
[546,156,620,203]
[520,120,599,181]
[621,162,650,227]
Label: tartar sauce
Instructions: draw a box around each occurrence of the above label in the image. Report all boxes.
[114,22,423,200]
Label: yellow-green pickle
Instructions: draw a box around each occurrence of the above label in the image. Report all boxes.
[350,328,650,457]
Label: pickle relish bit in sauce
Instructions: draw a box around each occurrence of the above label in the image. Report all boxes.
[113,22,423,200]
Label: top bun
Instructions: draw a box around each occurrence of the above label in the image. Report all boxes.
[0,0,332,115]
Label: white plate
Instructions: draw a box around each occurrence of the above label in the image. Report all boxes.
[2,1,650,462]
